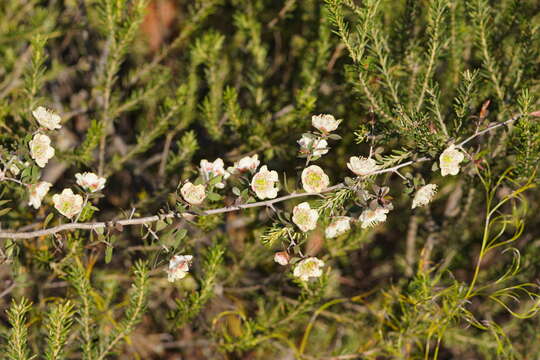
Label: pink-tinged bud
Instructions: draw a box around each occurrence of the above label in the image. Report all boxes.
[274,251,290,266]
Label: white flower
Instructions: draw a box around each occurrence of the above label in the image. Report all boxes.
[301,165,330,193]
[293,257,325,281]
[274,251,290,266]
[232,154,260,173]
[166,255,193,282]
[75,172,106,193]
[325,216,352,239]
[298,135,329,157]
[32,106,62,130]
[347,156,380,176]
[292,202,319,232]
[28,181,52,209]
[200,158,230,188]
[52,188,83,219]
[29,134,55,168]
[359,206,389,229]
[412,184,438,209]
[312,114,340,133]
[439,145,465,176]
[181,182,206,205]
[251,165,279,199]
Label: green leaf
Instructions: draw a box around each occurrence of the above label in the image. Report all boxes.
[207,175,223,187]
[327,134,342,140]
[176,228,188,241]
[0,207,11,217]
[43,212,54,228]
[156,220,168,232]
[206,192,222,201]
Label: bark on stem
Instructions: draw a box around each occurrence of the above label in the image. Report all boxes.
[0,159,428,239]
[2,113,530,240]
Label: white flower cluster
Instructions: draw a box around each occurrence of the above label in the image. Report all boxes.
[171,116,472,285]
[26,170,106,217]
[51,172,106,219]
[181,155,274,205]
[28,173,105,215]
[29,106,62,168]
[199,156,261,190]
[200,158,230,189]
[297,114,341,160]
[4,108,477,288]
[10,108,103,216]
[274,253,325,282]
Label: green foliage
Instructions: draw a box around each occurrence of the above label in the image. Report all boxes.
[96,260,150,360]
[44,301,75,360]
[5,298,33,360]
[511,90,540,180]
[1,0,540,359]
[24,35,48,112]
[66,260,96,359]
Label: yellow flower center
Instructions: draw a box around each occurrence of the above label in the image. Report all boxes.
[441,153,454,165]
[296,211,310,224]
[254,177,269,190]
[306,172,321,186]
[302,260,317,272]
[60,201,73,213]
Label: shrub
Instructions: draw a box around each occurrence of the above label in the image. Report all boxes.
[1,0,540,358]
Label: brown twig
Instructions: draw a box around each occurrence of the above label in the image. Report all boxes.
[457,113,522,147]
[2,112,531,240]
[0,159,428,240]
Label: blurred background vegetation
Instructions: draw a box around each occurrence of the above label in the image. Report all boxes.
[1,0,540,358]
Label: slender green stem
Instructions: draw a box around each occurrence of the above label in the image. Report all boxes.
[465,196,492,299]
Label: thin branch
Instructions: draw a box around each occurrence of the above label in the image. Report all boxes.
[457,114,522,147]
[2,112,529,240]
[405,215,419,277]
[0,281,16,298]
[158,132,175,179]
[0,46,32,99]
[0,159,428,240]
[1,177,27,186]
